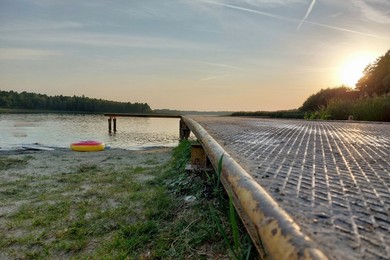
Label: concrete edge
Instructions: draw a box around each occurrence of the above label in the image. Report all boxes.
[182,116,328,260]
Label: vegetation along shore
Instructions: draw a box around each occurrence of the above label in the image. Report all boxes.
[0,91,151,114]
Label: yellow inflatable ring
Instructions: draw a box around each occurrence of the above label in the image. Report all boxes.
[70,141,105,152]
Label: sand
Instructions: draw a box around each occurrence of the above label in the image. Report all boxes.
[0,147,172,177]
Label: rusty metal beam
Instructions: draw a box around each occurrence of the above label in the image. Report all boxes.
[182,116,327,260]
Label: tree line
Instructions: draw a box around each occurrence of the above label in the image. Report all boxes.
[301,49,390,112]
[0,91,151,113]
[233,49,390,121]
[299,49,389,121]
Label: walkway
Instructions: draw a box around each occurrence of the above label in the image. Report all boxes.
[184,116,390,260]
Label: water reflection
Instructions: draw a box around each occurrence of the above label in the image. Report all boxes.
[0,114,180,150]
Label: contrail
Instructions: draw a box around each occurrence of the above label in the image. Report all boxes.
[203,1,297,23]
[200,74,229,81]
[203,0,390,40]
[297,0,316,31]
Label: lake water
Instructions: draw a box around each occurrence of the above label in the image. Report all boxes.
[0,114,180,150]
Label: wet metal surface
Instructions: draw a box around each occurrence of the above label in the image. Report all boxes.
[193,117,390,260]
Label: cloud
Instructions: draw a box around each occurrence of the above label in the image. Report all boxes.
[199,61,244,70]
[329,12,343,18]
[0,48,62,60]
[113,1,188,21]
[200,74,229,81]
[304,19,390,40]
[351,0,390,24]
[28,0,75,5]
[0,20,84,33]
[0,32,213,51]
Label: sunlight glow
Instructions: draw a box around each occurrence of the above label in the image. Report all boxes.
[338,54,375,87]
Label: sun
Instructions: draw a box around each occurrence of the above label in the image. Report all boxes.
[339,54,375,87]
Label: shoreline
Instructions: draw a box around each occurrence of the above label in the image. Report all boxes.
[0,146,173,176]
[0,146,174,258]
[0,144,176,154]
[0,113,180,152]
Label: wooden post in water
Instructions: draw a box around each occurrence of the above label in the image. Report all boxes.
[179,119,190,140]
[108,117,112,133]
[113,117,117,132]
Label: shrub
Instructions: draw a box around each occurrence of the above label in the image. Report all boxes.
[322,95,390,121]
[300,86,358,112]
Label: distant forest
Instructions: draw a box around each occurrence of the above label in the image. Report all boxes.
[0,91,151,113]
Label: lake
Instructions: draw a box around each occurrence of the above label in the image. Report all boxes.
[0,113,180,150]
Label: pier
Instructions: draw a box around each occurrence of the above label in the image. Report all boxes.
[104,113,181,133]
[104,113,390,259]
[181,116,390,259]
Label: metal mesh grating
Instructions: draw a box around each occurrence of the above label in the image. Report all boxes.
[196,117,390,260]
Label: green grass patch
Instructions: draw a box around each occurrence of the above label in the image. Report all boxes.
[132,166,146,173]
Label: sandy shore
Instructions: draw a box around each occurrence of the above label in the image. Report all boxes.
[0,147,172,177]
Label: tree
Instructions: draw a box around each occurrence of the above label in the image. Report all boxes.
[300,86,358,112]
[0,91,152,113]
[356,49,390,96]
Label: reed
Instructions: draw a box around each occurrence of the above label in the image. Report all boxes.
[344,95,389,121]
[305,95,390,121]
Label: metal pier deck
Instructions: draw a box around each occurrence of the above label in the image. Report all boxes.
[183,116,390,260]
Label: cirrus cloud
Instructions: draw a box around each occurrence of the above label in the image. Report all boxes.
[0,48,62,60]
[351,0,390,24]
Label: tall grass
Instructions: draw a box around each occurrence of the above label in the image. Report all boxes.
[232,109,304,119]
[209,155,254,260]
[305,95,390,121]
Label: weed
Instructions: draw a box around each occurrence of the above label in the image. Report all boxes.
[209,155,255,259]
[112,221,158,253]
[143,158,159,165]
[76,163,99,173]
[305,95,390,121]
[132,166,146,173]
[144,188,173,220]
[0,157,29,170]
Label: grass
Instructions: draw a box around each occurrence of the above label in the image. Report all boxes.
[209,155,254,260]
[304,95,390,121]
[0,156,30,170]
[0,142,258,259]
[0,152,168,258]
[231,109,305,119]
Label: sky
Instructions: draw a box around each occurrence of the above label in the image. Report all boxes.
[0,0,389,111]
